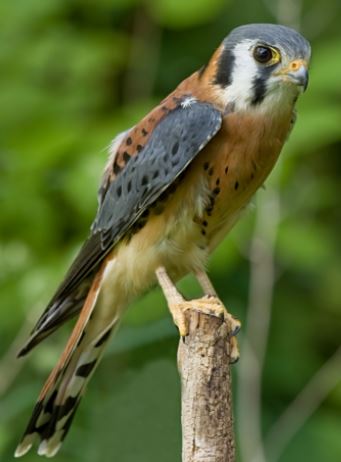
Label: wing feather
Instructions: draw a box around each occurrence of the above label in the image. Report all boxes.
[22,100,222,352]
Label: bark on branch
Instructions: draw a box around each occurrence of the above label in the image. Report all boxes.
[178,310,236,462]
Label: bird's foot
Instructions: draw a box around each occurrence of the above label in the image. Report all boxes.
[170,295,241,363]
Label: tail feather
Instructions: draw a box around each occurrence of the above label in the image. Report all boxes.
[15,321,116,458]
[18,276,94,357]
[15,265,117,458]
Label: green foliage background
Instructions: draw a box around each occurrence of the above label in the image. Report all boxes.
[0,0,340,461]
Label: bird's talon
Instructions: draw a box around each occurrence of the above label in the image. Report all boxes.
[230,354,240,365]
[231,324,241,337]
[169,298,241,365]
[229,336,240,364]
[177,324,189,338]
[228,318,241,337]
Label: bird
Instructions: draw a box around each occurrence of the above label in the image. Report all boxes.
[15,23,310,458]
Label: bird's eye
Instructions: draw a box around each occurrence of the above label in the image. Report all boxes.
[253,46,279,64]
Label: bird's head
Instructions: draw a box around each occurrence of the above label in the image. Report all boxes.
[208,24,311,113]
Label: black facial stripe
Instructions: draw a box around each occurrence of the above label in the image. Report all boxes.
[252,76,267,105]
[214,46,235,87]
[251,65,277,105]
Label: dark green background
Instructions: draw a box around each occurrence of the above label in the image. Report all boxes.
[1,0,340,461]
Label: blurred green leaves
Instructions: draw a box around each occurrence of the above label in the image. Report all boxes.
[148,0,228,28]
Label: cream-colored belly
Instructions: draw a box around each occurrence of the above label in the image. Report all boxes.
[100,183,209,304]
[98,179,248,323]
[97,109,293,322]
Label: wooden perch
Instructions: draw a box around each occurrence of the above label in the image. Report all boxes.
[178,310,236,462]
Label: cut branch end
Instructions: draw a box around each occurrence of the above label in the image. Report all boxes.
[178,310,236,462]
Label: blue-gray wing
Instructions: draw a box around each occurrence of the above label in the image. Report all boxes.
[19,101,222,354]
[61,101,222,295]
[94,102,222,234]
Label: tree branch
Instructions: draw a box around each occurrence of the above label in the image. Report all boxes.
[178,310,236,462]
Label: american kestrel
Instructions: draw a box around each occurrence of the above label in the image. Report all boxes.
[15,23,310,457]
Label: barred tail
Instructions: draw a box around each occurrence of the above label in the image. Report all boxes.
[15,320,116,458]
[15,265,119,458]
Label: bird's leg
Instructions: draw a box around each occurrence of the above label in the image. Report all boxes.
[156,267,240,363]
[157,266,220,336]
[155,266,189,337]
[195,270,218,296]
[195,271,241,363]
[195,271,241,331]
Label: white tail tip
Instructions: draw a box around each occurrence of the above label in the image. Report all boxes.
[38,439,62,458]
[14,442,33,458]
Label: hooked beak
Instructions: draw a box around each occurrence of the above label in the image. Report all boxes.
[276,59,309,91]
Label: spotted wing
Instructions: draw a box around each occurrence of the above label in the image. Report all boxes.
[61,101,221,292]
[20,101,222,354]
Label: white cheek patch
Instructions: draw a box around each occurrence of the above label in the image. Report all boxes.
[222,40,259,110]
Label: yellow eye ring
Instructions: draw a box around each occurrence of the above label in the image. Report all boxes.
[253,45,281,65]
